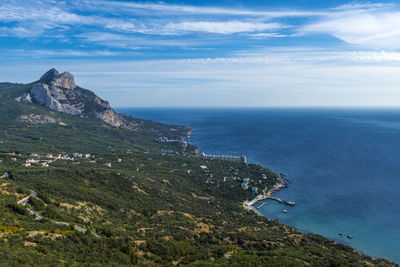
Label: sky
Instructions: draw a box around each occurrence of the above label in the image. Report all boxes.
[1,0,400,107]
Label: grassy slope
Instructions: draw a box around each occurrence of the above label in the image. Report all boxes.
[0,82,396,266]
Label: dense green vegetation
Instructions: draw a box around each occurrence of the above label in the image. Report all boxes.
[0,82,397,266]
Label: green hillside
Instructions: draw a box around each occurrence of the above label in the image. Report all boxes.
[0,81,396,266]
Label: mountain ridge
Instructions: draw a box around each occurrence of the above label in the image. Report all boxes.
[15,68,136,129]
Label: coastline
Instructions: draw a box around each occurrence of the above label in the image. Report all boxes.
[121,108,400,265]
[181,127,289,217]
[180,126,292,217]
[118,108,399,265]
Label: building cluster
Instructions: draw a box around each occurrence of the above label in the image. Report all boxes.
[199,153,247,164]
[73,153,92,159]
[14,152,93,167]
[241,178,260,194]
[158,136,179,143]
[202,165,264,195]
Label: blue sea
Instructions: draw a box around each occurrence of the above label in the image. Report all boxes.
[117,108,400,263]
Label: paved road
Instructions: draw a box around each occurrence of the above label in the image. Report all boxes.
[27,208,42,220]
[74,225,87,233]
[17,189,37,206]
[30,189,37,198]
[53,221,70,226]
[17,196,30,206]
[18,189,100,237]
[17,189,41,220]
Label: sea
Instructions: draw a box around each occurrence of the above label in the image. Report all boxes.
[117,108,400,264]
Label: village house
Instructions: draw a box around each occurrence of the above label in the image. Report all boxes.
[241,178,250,190]
[104,163,112,167]
[200,165,208,170]
[27,158,39,164]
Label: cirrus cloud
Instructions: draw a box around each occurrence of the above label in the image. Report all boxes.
[163,21,283,34]
[301,11,400,47]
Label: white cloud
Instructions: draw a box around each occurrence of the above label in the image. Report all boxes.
[331,3,391,11]
[177,50,400,65]
[301,10,400,47]
[76,32,205,49]
[0,26,40,38]
[163,21,282,34]
[82,0,327,18]
[2,49,121,57]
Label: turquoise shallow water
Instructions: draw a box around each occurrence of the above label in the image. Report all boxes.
[117,108,400,263]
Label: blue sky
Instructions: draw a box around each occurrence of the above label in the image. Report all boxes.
[1,0,400,107]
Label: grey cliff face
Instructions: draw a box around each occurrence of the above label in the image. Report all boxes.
[15,68,135,129]
[30,83,82,115]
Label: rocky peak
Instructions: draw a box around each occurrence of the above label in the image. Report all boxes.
[40,68,59,82]
[39,68,76,90]
[14,68,137,130]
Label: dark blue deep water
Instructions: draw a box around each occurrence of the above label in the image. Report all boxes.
[117,108,400,263]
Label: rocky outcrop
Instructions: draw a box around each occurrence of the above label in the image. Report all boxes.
[96,109,123,127]
[15,68,134,129]
[15,93,32,102]
[17,114,58,124]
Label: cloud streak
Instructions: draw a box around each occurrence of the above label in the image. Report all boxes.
[163,21,282,34]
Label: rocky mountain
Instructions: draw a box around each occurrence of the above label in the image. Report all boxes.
[16,68,134,129]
